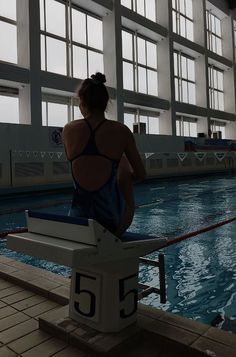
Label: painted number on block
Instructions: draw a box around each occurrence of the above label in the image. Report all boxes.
[74,273,96,318]
[119,274,138,319]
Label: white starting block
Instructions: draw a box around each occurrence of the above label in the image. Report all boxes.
[7,210,167,333]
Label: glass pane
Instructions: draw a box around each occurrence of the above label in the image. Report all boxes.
[174,53,178,76]
[209,89,213,108]
[122,31,133,61]
[181,56,187,79]
[183,121,189,136]
[124,113,135,131]
[187,58,195,81]
[0,0,16,20]
[0,21,17,63]
[212,35,216,53]
[179,0,185,15]
[42,101,47,126]
[216,37,222,55]
[47,37,67,75]
[209,14,215,32]
[172,11,177,33]
[221,126,225,139]
[137,37,146,65]
[218,72,223,91]
[40,0,45,30]
[147,70,158,96]
[46,0,66,37]
[180,16,186,37]
[123,62,134,90]
[215,18,221,37]
[87,16,103,51]
[172,0,176,10]
[176,120,180,136]
[218,92,224,111]
[138,66,147,93]
[182,80,188,102]
[213,91,218,109]
[147,42,157,68]
[88,51,104,77]
[136,0,145,16]
[72,9,86,45]
[213,69,218,89]
[175,78,179,101]
[73,46,87,79]
[121,0,132,9]
[48,102,68,127]
[0,95,19,124]
[185,0,193,19]
[41,35,46,70]
[145,0,156,22]
[189,122,197,137]
[73,105,82,120]
[186,20,193,41]
[148,117,159,134]
[188,82,196,104]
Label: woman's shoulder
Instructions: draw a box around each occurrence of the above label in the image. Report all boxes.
[63,119,85,132]
[106,119,131,133]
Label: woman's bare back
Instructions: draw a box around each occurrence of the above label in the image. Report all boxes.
[63,118,131,191]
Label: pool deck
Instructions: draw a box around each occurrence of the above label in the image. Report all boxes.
[0,256,235,356]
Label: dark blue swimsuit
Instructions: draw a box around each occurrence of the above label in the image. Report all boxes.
[69,119,125,233]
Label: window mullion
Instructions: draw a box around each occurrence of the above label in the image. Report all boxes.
[135,32,138,92]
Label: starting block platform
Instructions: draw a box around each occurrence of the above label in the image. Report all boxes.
[7,210,167,333]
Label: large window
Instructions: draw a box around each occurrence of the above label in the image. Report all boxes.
[0,92,19,124]
[210,120,226,139]
[206,11,222,56]
[174,52,195,104]
[124,110,159,134]
[122,30,158,96]
[172,0,193,41]
[40,0,104,77]
[121,0,156,22]
[176,116,197,137]
[42,95,83,127]
[0,0,17,64]
[208,66,224,111]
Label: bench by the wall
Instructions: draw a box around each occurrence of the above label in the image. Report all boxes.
[7,210,167,333]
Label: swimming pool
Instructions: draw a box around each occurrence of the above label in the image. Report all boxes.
[1,174,236,329]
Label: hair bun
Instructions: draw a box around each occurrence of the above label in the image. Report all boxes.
[91,72,106,85]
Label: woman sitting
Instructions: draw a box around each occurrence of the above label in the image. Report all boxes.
[63,72,146,237]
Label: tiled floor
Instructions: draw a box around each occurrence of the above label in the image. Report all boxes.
[0,255,235,356]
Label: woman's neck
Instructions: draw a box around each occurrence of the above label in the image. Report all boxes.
[86,112,105,123]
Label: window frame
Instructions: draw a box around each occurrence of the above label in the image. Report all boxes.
[210,120,226,139]
[176,115,197,137]
[122,28,158,96]
[0,4,17,64]
[121,0,157,23]
[124,107,160,135]
[206,10,222,56]
[40,0,104,78]
[172,0,194,41]
[208,65,224,111]
[174,51,196,104]
[0,87,19,124]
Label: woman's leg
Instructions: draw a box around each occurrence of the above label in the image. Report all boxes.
[115,156,135,237]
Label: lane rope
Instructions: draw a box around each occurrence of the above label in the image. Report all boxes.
[163,215,236,248]
[0,228,28,239]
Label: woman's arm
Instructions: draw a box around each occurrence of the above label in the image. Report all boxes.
[124,128,146,182]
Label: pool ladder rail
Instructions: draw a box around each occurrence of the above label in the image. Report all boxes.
[138,254,166,304]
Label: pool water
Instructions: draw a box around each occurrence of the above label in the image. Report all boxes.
[1,174,236,327]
